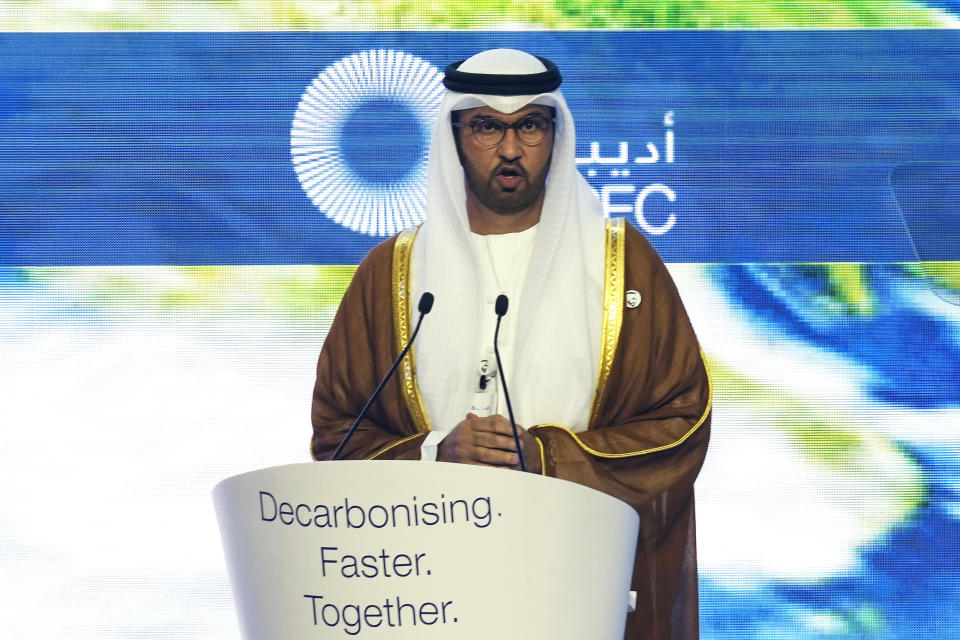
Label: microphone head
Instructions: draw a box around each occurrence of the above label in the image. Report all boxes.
[418,292,435,314]
[495,294,509,317]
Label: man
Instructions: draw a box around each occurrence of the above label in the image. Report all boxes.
[311,48,711,639]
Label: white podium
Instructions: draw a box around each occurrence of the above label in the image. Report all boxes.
[214,461,639,639]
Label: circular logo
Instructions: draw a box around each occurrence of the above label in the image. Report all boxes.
[291,50,444,237]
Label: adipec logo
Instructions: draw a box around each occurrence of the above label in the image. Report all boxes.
[291,50,444,237]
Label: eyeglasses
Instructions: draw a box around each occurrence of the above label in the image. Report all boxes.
[453,114,554,148]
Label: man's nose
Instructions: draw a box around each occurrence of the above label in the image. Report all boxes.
[497,127,523,161]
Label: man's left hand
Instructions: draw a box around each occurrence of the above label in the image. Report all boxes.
[517,426,543,474]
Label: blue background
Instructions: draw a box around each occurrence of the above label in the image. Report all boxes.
[1,30,957,265]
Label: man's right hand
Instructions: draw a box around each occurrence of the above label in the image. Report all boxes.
[437,413,522,467]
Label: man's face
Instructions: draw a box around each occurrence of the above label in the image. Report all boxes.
[453,104,555,218]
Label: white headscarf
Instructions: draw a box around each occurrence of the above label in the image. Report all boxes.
[412,49,606,433]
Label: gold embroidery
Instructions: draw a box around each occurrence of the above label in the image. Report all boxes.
[392,227,430,432]
[367,432,425,460]
[588,217,626,429]
[531,353,713,457]
[535,437,547,475]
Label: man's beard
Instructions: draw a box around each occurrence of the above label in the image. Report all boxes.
[463,157,552,216]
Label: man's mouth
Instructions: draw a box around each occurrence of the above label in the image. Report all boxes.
[494,166,525,190]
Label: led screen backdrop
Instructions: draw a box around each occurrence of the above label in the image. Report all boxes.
[1,4,959,639]
[3,30,958,264]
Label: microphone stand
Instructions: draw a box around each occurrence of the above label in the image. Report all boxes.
[493,294,526,472]
[330,292,434,460]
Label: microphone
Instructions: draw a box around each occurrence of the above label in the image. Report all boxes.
[492,294,526,472]
[330,292,434,460]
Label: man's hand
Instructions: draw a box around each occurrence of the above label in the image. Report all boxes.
[516,425,543,474]
[438,413,541,473]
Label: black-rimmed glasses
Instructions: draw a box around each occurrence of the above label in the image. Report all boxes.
[453,114,554,148]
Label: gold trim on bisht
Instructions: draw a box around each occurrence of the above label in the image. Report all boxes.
[368,432,425,460]
[588,217,626,429]
[530,356,712,457]
[392,226,430,432]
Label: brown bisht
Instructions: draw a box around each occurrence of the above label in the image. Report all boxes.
[312,220,712,640]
